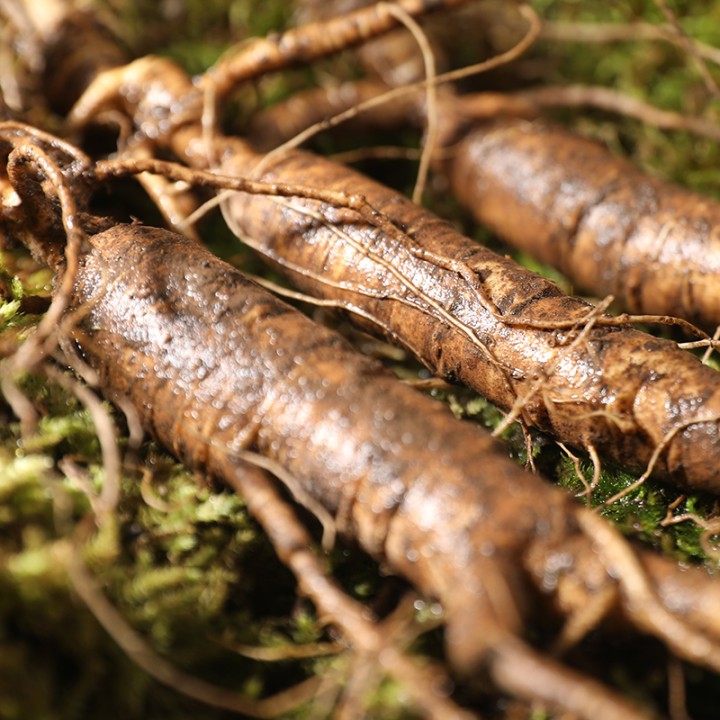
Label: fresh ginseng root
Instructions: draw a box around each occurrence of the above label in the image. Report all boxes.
[447,117,720,333]
[57,49,720,496]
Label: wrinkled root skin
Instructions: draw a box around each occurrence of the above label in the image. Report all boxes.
[69,224,575,657]
[25,219,712,720]
[449,119,720,333]
[211,135,720,493]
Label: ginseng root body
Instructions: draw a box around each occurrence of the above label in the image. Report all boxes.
[16,213,720,720]
[66,49,720,493]
[448,118,720,332]
[213,132,720,492]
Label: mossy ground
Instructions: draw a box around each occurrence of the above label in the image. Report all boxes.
[2,1,720,718]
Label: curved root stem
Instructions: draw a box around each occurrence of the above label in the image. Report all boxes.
[578,509,720,673]
[226,466,477,720]
[488,636,653,720]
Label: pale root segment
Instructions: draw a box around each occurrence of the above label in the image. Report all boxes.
[449,118,720,332]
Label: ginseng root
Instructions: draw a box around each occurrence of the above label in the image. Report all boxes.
[13,0,710,495]
[447,117,720,333]
[5,122,720,720]
[286,0,720,331]
[210,134,720,494]
[60,47,720,495]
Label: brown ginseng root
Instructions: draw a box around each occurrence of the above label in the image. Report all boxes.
[281,0,720,332]
[66,50,720,494]
[210,139,720,495]
[25,0,714,494]
[447,117,720,333]
[7,126,720,720]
